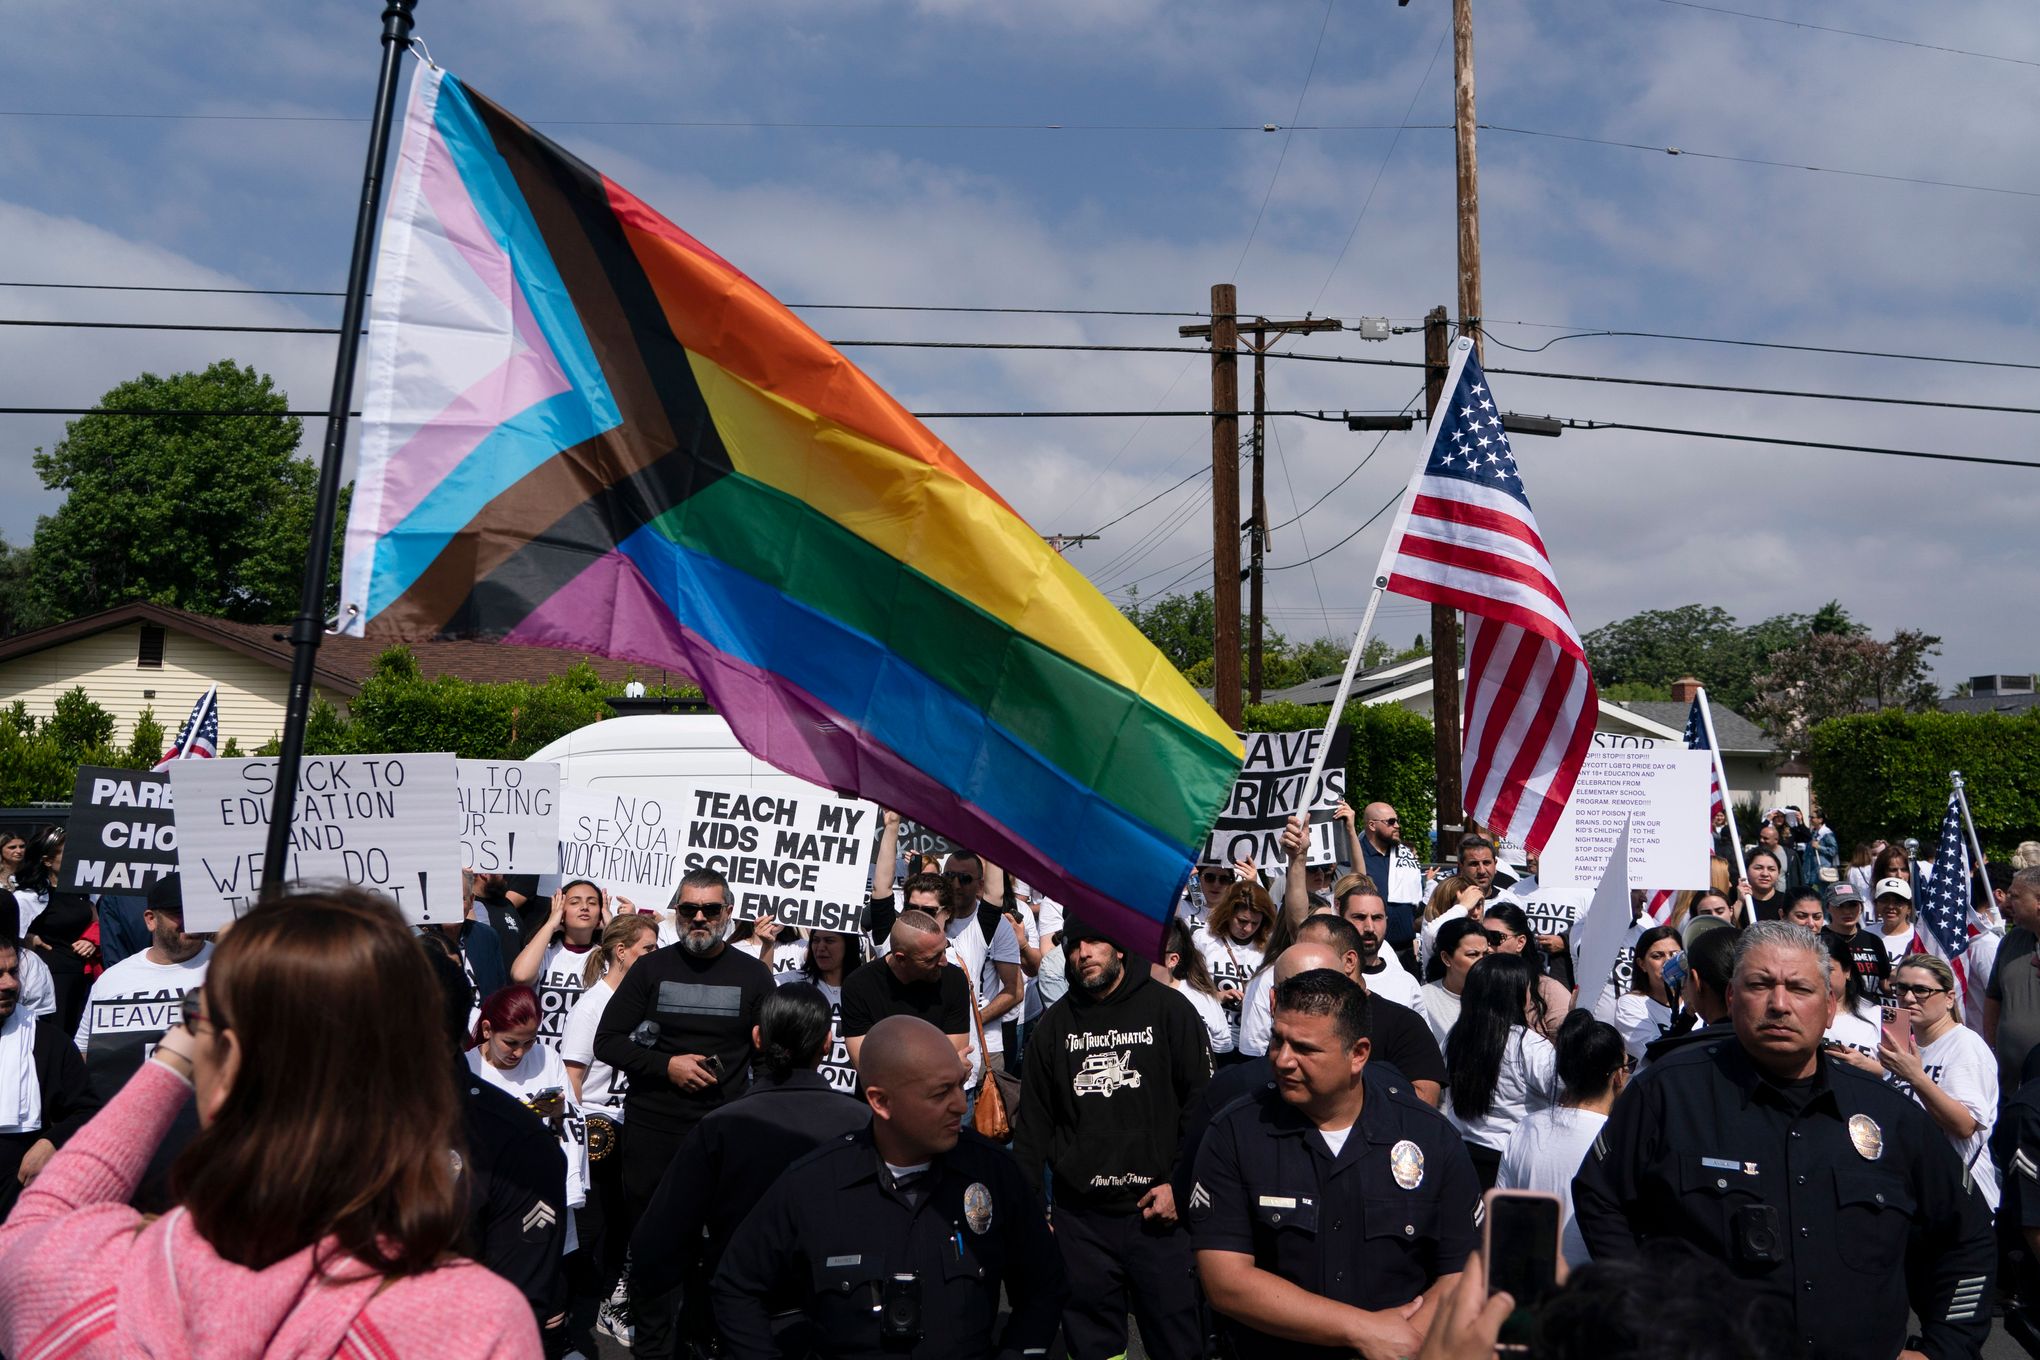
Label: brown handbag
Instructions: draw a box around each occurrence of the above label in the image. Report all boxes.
[966,985,1011,1140]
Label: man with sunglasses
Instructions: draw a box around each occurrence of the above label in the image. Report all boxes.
[595,867,774,1360]
[1351,801,1425,974]
[937,852,1023,1086]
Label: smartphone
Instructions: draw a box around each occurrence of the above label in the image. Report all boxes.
[1483,1189,1562,1352]
[702,1053,726,1081]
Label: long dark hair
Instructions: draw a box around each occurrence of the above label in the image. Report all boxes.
[174,889,465,1279]
[802,929,867,983]
[15,825,63,894]
[1820,930,1872,1012]
[1481,903,1546,982]
[1426,916,1491,984]
[1163,919,1222,999]
[1445,952,1534,1121]
[1554,1010,1627,1103]
[757,983,833,1081]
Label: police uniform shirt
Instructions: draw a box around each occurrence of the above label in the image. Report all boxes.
[711,1126,1066,1360]
[1187,1066,1479,1360]
[1572,1038,1995,1360]
[1991,1074,2040,1306]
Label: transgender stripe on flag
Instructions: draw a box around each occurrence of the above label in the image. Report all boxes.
[1376,337,1597,856]
[337,66,1243,949]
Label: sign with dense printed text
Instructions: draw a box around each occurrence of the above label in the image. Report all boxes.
[170,754,464,930]
[455,759,560,873]
[1541,733,1710,891]
[58,766,179,894]
[1199,727,1351,869]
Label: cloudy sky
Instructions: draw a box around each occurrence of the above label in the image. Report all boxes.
[4,0,2034,686]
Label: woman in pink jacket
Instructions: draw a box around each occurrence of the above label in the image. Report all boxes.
[0,889,540,1360]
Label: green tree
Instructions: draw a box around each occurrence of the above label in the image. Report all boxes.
[1583,601,1863,714]
[27,361,338,624]
[0,535,40,636]
[125,708,166,766]
[1748,628,1941,753]
[1122,588,1216,672]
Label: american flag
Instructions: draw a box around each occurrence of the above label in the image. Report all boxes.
[1638,696,1728,924]
[1918,787,1973,961]
[1380,341,1597,855]
[152,685,220,770]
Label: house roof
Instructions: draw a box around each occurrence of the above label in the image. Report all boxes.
[1609,700,1777,754]
[1942,691,2040,716]
[0,603,649,697]
[1244,655,1434,707]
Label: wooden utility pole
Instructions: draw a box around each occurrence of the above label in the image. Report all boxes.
[1178,304,1342,713]
[1243,316,1341,703]
[1422,306,1464,854]
[1433,0,1483,855]
[1208,285,1242,727]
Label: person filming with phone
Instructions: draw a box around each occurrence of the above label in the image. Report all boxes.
[1188,968,1479,1360]
[1573,921,1996,1360]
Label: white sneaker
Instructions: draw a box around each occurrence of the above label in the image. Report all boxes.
[595,1300,635,1350]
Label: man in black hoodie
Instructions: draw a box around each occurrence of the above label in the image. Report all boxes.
[1014,919,1211,1360]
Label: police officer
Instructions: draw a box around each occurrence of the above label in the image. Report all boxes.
[711,1015,1066,1360]
[1573,920,1995,1360]
[1187,969,1478,1360]
[631,983,871,1301]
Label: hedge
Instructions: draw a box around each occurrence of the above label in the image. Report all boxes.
[0,692,158,805]
[1242,700,1437,857]
[1807,708,2040,856]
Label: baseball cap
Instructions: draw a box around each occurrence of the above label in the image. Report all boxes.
[146,872,184,917]
[1873,876,1913,902]
[1824,881,1863,910]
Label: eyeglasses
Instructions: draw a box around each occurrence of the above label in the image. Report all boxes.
[1620,1057,1638,1073]
[180,986,209,1032]
[1888,983,1949,999]
[1374,816,1399,826]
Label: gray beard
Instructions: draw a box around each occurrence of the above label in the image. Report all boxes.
[680,928,723,957]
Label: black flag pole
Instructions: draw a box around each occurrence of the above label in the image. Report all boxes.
[260,0,419,899]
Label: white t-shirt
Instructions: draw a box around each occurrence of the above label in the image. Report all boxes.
[1893,1022,2000,1211]
[1446,1026,1560,1152]
[946,911,1021,1056]
[1238,967,1277,1058]
[1421,982,1462,1054]
[1317,1123,1354,1158]
[1193,926,1264,1048]
[777,970,857,1094]
[465,1043,589,1213]
[1019,899,1065,1023]
[1823,1000,1882,1063]
[1497,1105,1607,1266]
[558,977,627,1122]
[531,941,596,1050]
[1174,979,1235,1056]
[73,945,215,1090]
[1361,955,1425,1015]
[1417,906,1468,977]
[1611,993,1677,1065]
[1588,923,1650,1022]
[15,948,55,1019]
[737,936,810,975]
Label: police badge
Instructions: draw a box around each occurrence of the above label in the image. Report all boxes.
[1390,1139,1425,1189]
[963,1181,994,1234]
[1848,1113,1883,1161]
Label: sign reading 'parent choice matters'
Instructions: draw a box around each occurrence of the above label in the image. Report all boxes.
[1542,733,1710,892]
[171,755,463,931]
[1199,727,1351,868]
[684,783,876,932]
[59,767,178,894]
[455,759,560,873]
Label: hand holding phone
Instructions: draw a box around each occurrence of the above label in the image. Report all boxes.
[1482,1189,1562,1353]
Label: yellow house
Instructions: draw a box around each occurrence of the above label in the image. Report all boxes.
[0,603,640,752]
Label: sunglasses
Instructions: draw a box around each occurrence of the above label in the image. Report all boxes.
[1888,983,1949,1000]
[1199,871,1231,884]
[943,871,978,883]
[1374,816,1400,826]
[678,902,727,920]
[180,986,209,1031]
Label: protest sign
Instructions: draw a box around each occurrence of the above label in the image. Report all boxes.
[1199,727,1351,868]
[58,766,178,894]
[1497,877,1595,945]
[1572,819,1637,1016]
[555,784,691,910]
[171,754,464,930]
[455,759,561,873]
[1542,732,1710,891]
[897,818,959,862]
[682,782,876,932]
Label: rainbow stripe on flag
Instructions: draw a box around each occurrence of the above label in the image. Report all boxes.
[337,67,1242,947]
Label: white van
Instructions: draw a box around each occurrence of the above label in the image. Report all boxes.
[525,713,843,805]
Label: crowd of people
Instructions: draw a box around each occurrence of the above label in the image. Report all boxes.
[3,799,2040,1360]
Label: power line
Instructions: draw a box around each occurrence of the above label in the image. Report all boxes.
[1643,0,2040,70]
[1478,122,2040,200]
[1079,464,1211,539]
[1266,415,1334,641]
[1473,320,2040,374]
[1560,418,2040,471]
[0,109,1435,132]
[1268,386,1425,532]
[1265,489,1402,572]
[1231,0,1338,281]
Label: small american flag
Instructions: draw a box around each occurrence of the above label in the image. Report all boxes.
[1683,695,1727,822]
[1380,341,1597,855]
[153,685,220,770]
[1918,787,1972,961]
